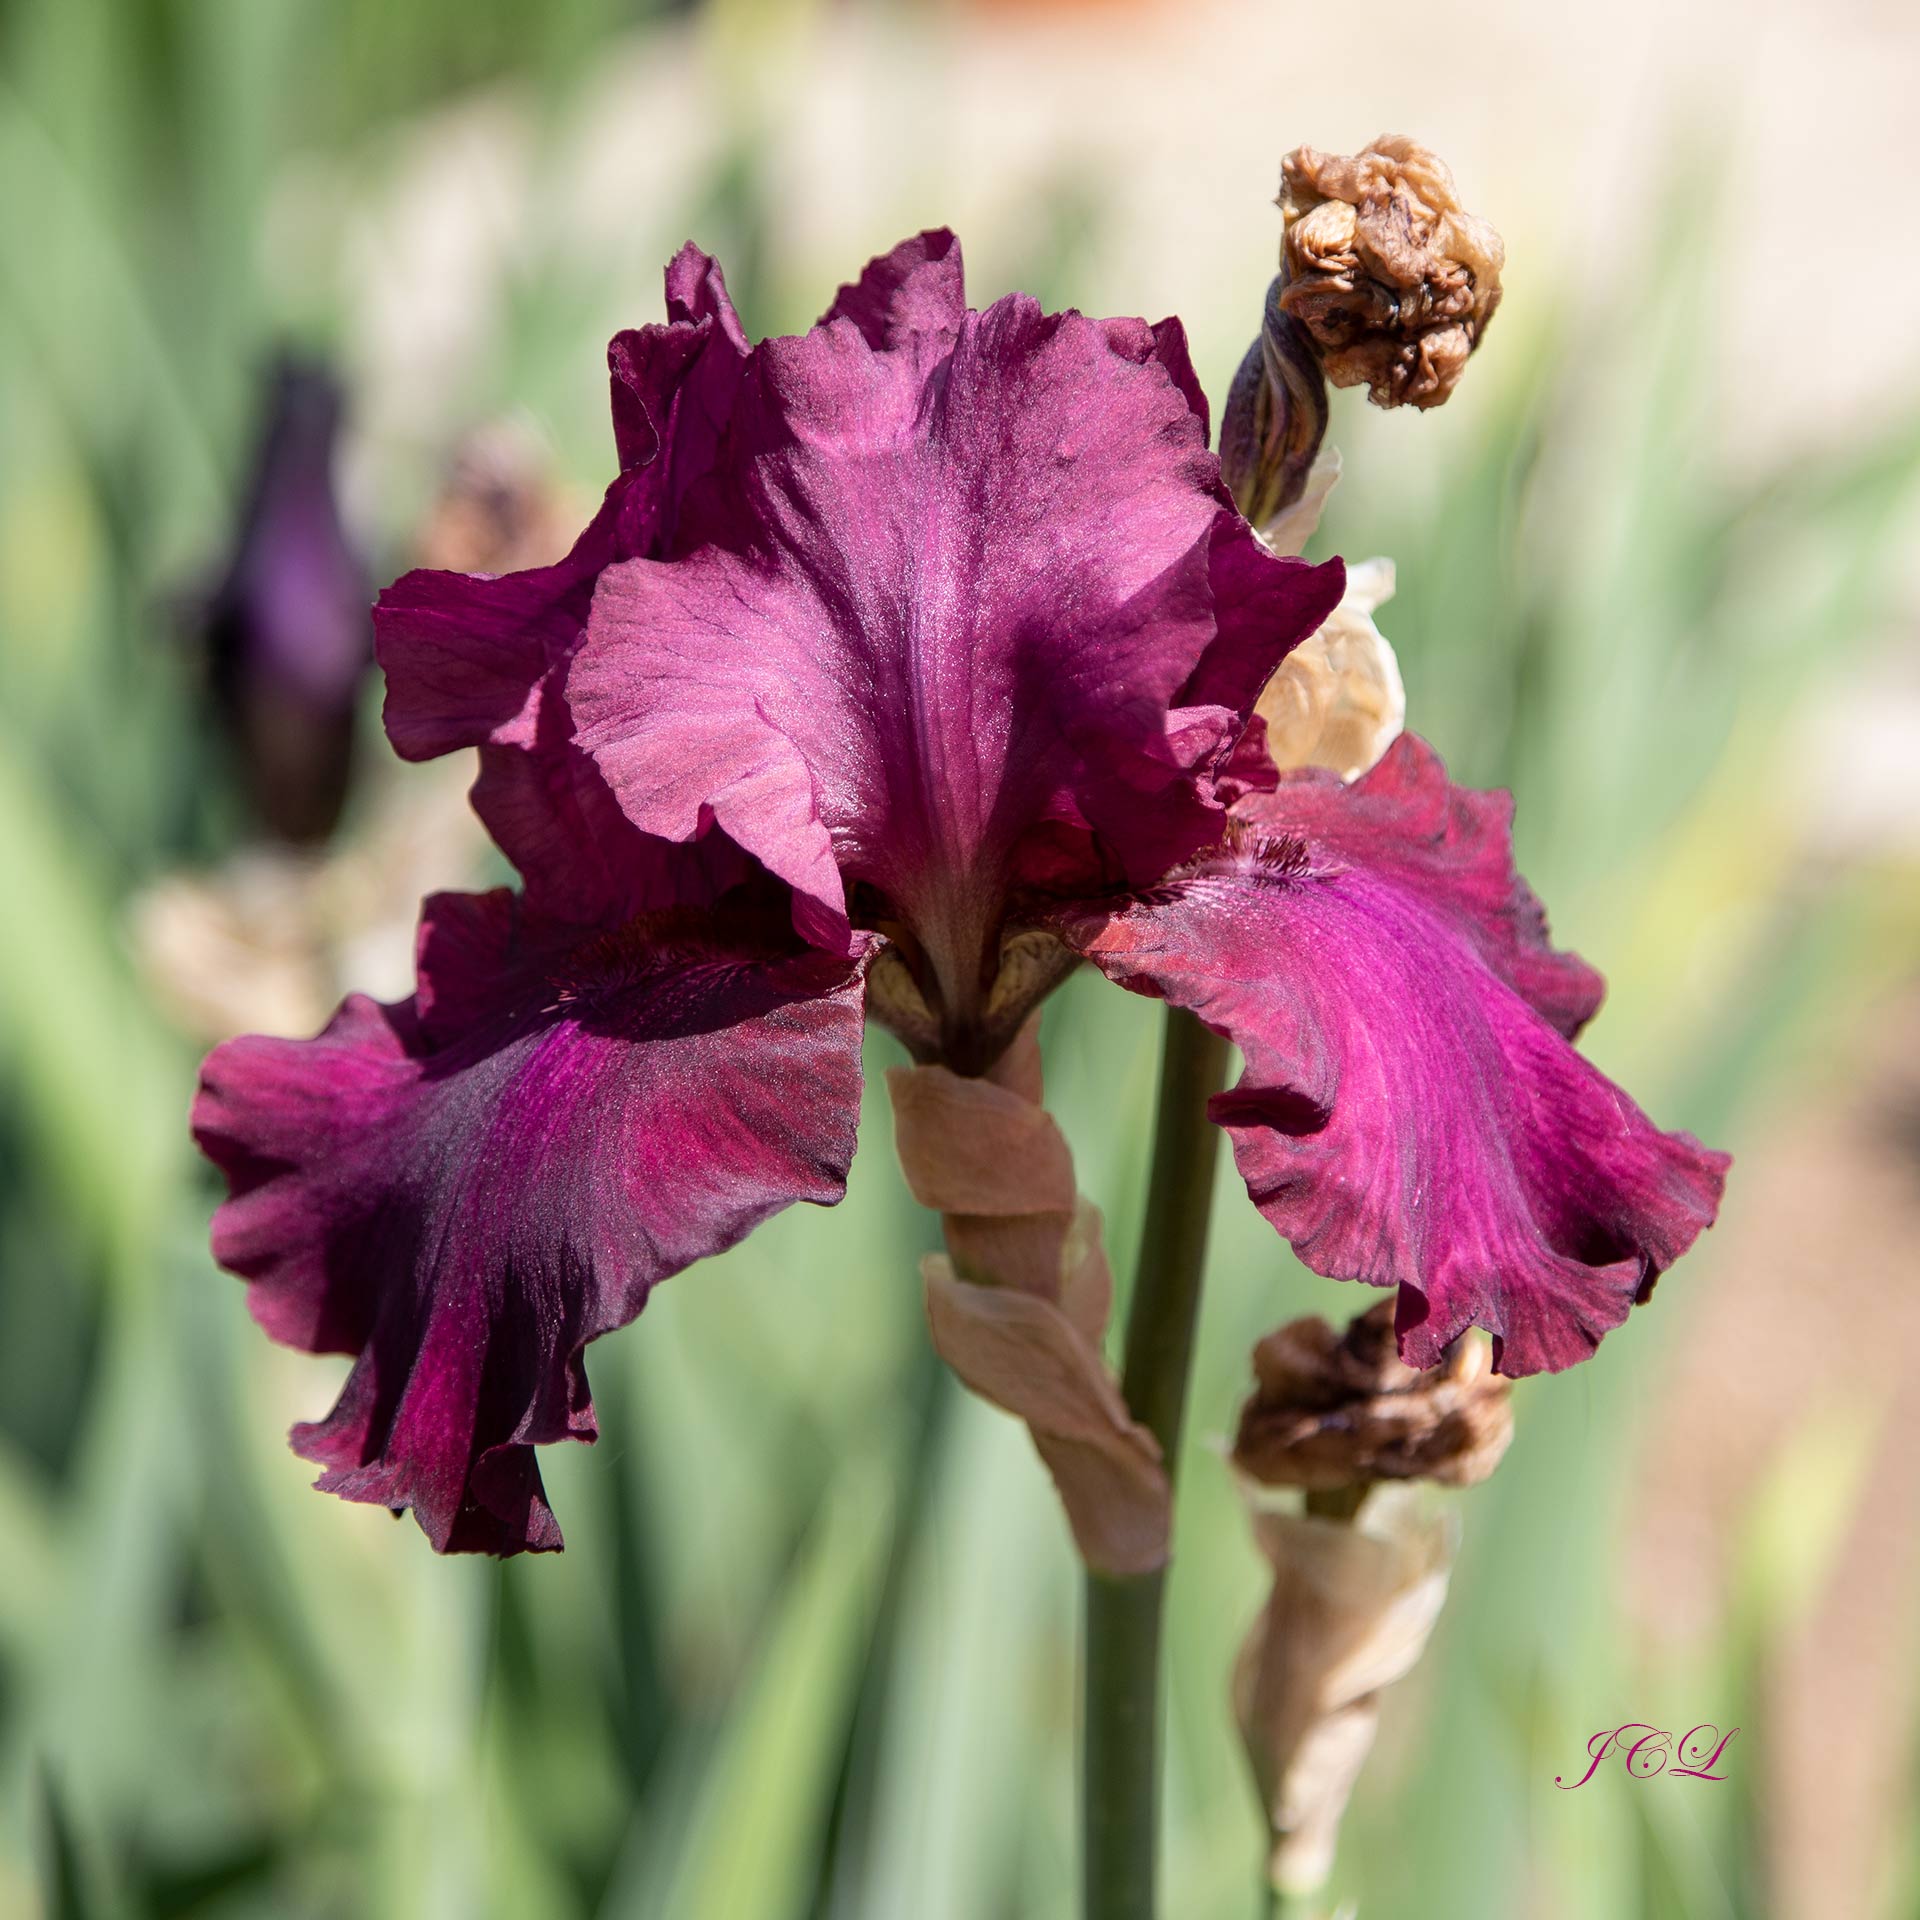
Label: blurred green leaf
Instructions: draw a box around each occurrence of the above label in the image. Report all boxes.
[609,1457,896,1920]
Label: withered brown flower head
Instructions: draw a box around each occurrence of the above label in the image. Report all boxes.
[415,424,582,576]
[1233,1300,1513,1492]
[1278,135,1504,411]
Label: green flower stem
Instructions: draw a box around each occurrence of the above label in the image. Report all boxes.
[1082,1008,1232,1920]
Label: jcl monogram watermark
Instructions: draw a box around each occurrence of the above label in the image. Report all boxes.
[1556,1723,1739,1789]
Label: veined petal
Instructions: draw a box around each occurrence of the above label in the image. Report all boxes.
[571,236,1340,1014]
[821,227,966,350]
[1054,736,1727,1376]
[374,245,750,916]
[377,453,684,770]
[193,889,870,1554]
[608,242,750,516]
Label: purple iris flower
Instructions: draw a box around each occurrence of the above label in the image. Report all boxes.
[193,233,1726,1555]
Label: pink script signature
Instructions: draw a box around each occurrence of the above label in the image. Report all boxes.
[1555,1723,1740,1788]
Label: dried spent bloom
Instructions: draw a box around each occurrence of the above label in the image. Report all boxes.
[1233,1300,1513,1493]
[1257,557,1404,779]
[196,233,1724,1554]
[414,423,584,576]
[203,356,372,843]
[1279,135,1504,411]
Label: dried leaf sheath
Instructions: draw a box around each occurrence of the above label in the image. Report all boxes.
[889,1025,1170,1575]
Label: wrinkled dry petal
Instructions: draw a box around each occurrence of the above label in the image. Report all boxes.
[1234,1491,1455,1891]
[1236,1496,1454,1888]
[1257,556,1404,779]
[888,1049,1074,1225]
[1234,1299,1514,1492]
[888,1023,1093,1305]
[1279,134,1504,410]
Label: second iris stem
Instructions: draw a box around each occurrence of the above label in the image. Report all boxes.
[1082,1008,1233,1920]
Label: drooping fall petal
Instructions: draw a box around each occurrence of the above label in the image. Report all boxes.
[1054,735,1727,1375]
[193,889,870,1553]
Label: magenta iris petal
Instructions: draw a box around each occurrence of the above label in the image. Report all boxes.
[373,246,751,919]
[193,888,871,1553]
[1055,736,1727,1376]
[1098,313,1213,434]
[570,232,1343,1013]
[821,227,967,349]
[608,241,751,522]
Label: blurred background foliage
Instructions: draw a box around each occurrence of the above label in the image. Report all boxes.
[3,0,1918,1917]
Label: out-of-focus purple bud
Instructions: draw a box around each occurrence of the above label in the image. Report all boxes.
[204,356,372,844]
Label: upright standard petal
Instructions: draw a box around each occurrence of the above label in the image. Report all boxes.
[373,247,751,917]
[820,227,967,351]
[1054,737,1727,1375]
[377,245,746,766]
[572,234,1342,1023]
[194,889,870,1553]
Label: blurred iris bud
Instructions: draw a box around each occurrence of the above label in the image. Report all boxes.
[203,355,372,844]
[1278,135,1504,412]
